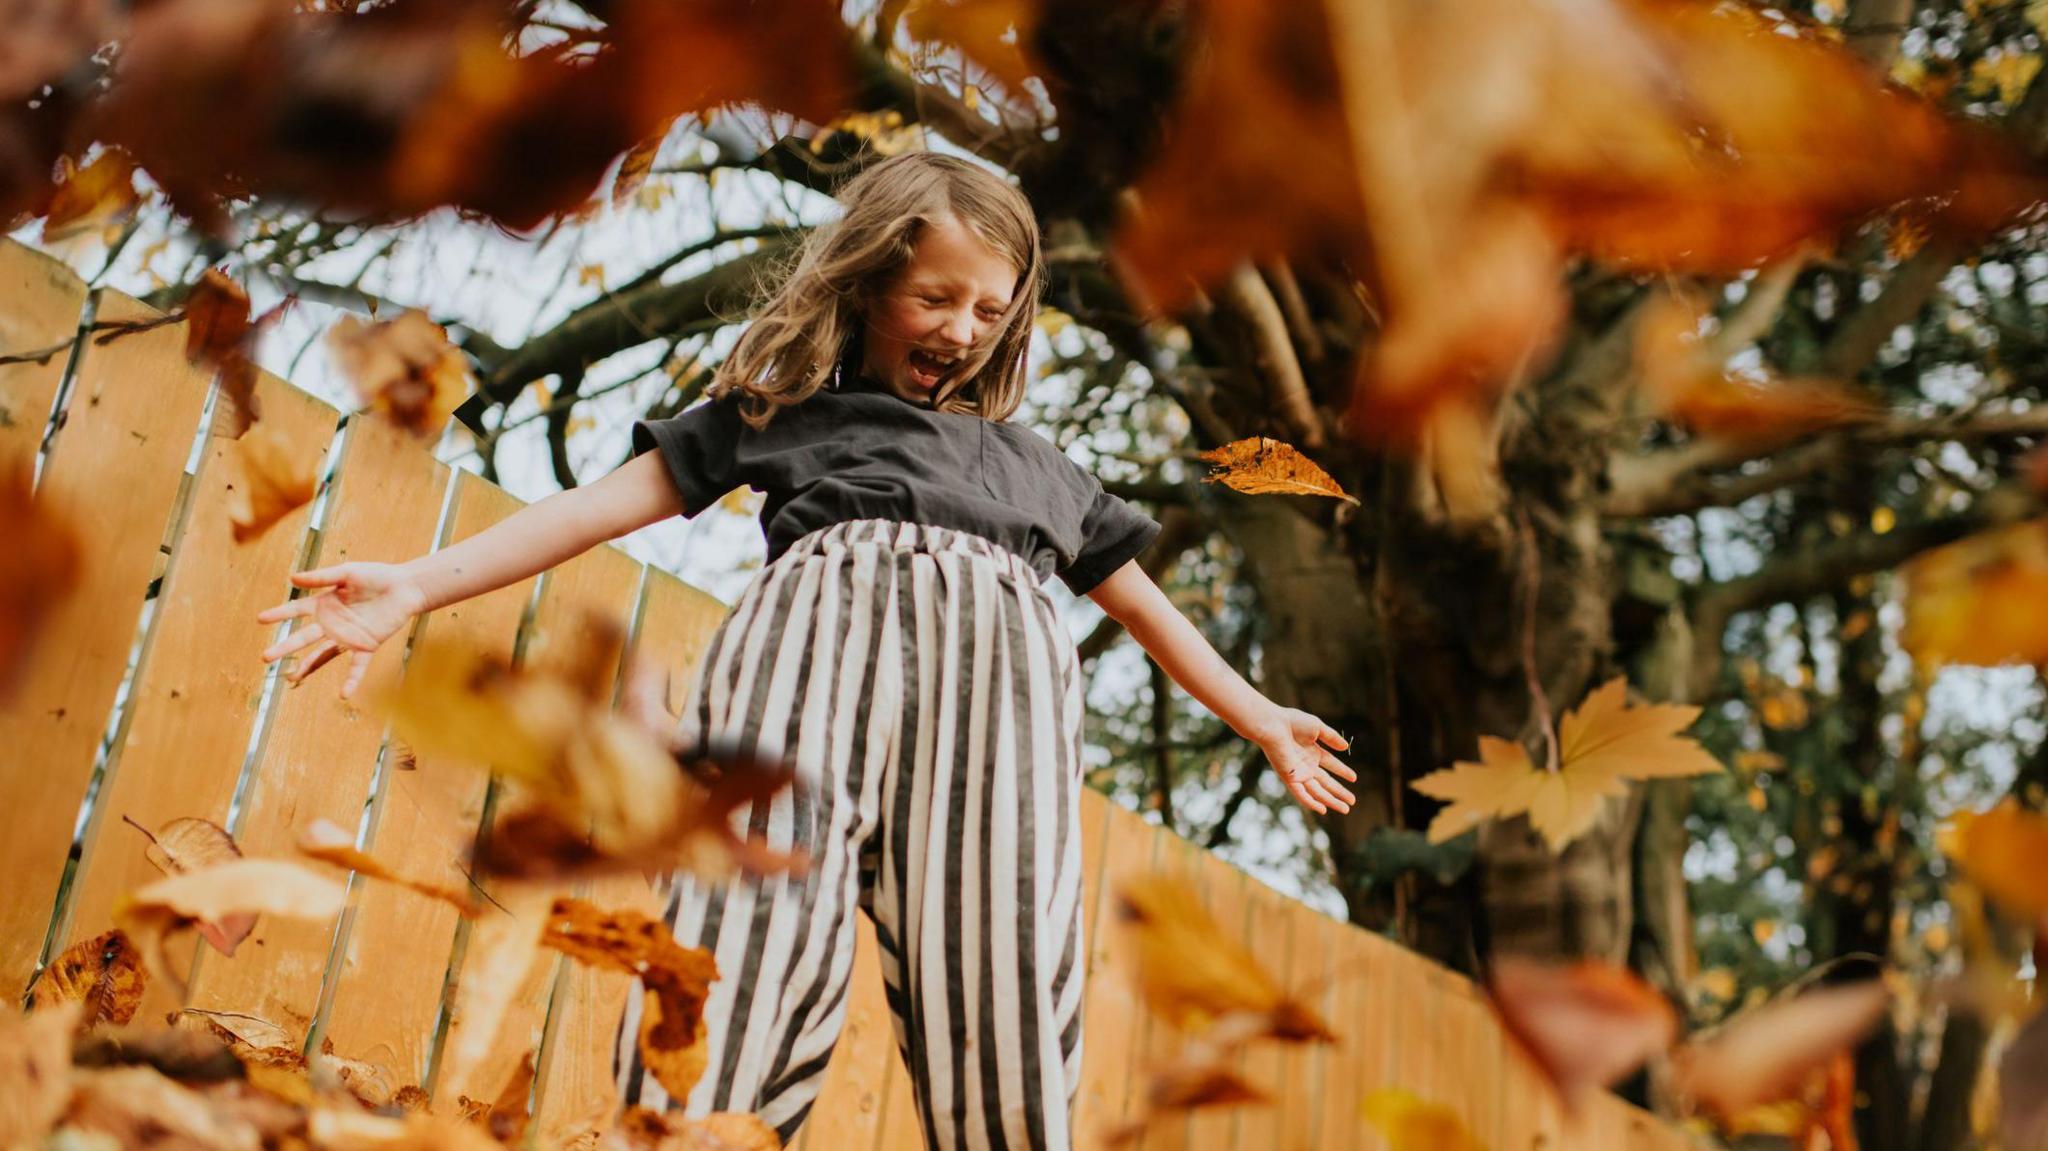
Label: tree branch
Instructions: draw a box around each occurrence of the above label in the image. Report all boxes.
[1214,262,1323,447]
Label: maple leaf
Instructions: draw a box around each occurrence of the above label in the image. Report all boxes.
[1411,678,1722,851]
[1198,437,1359,504]
[435,886,553,1118]
[1485,956,1677,1110]
[26,930,146,1029]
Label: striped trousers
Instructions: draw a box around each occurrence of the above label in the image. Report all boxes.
[617,520,1090,1149]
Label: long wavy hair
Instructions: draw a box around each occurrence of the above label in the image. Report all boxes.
[709,152,1044,428]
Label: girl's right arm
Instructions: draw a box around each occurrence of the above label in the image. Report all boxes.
[257,452,684,699]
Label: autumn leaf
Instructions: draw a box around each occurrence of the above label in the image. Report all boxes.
[296,817,479,916]
[1411,678,1722,852]
[436,887,554,1117]
[1938,802,2048,920]
[1113,876,1334,1043]
[0,1002,79,1151]
[27,930,146,1029]
[456,1050,534,1145]
[1672,979,1891,1120]
[0,460,81,699]
[611,122,672,212]
[1105,1057,1268,1147]
[328,310,473,439]
[904,0,1041,94]
[1360,1088,1487,1151]
[184,268,263,437]
[178,1007,296,1059]
[228,421,318,544]
[1902,519,2048,669]
[542,897,721,1104]
[1485,956,1677,1109]
[123,814,256,956]
[1636,290,1880,447]
[1198,437,1359,504]
[308,1106,507,1151]
[41,148,141,241]
[115,859,347,996]
[610,1107,784,1151]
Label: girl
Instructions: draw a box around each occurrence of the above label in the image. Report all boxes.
[259,152,1356,1151]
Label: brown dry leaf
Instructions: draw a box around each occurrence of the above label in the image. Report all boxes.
[456,1048,535,1145]
[1113,876,1333,1043]
[1412,678,1722,851]
[328,311,472,439]
[611,122,673,212]
[435,886,553,1117]
[1198,437,1359,504]
[124,814,258,956]
[116,858,347,996]
[1902,519,2048,669]
[67,1064,259,1151]
[1359,1088,1487,1151]
[228,421,318,544]
[542,897,721,1103]
[1486,956,1677,1109]
[311,1038,404,1111]
[606,1106,783,1151]
[1636,290,1878,447]
[185,268,263,437]
[1105,1057,1268,1148]
[1673,979,1890,1120]
[903,0,1041,94]
[41,147,141,241]
[27,930,146,1028]
[0,459,81,700]
[179,1007,296,1059]
[0,0,118,102]
[0,1001,79,1150]
[1939,802,2048,921]
[296,817,479,916]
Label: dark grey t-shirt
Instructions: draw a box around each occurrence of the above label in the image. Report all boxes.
[631,374,1161,595]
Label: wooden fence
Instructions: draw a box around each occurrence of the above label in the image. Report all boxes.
[0,236,1691,1150]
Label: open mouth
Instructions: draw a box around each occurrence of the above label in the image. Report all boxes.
[906,348,961,390]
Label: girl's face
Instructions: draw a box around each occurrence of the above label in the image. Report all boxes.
[860,212,1018,406]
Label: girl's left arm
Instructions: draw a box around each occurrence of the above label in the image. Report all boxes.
[1087,560,1358,816]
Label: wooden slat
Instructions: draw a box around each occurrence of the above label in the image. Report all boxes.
[182,415,450,1045]
[788,917,898,1150]
[530,567,729,1147]
[0,291,213,1000]
[0,239,85,466]
[1132,819,1204,1151]
[1235,884,1300,1151]
[53,371,338,1023]
[1071,799,1162,1147]
[437,543,642,1109]
[1186,857,1253,1151]
[318,474,533,1096]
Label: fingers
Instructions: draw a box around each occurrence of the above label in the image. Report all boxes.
[262,623,327,664]
[290,565,349,588]
[1312,776,1353,813]
[1287,775,1328,815]
[340,651,373,701]
[1320,748,1359,784]
[285,641,340,685]
[255,596,317,624]
[1315,765,1357,807]
[1318,723,1350,752]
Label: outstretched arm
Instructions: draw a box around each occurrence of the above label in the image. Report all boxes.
[1087,560,1357,816]
[257,452,684,698]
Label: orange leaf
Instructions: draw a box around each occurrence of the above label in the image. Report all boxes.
[0,461,80,699]
[1486,957,1677,1109]
[1106,1057,1269,1148]
[1412,678,1721,851]
[26,930,145,1029]
[1636,291,1878,447]
[1902,519,2048,669]
[542,897,721,1105]
[184,269,262,437]
[328,311,473,439]
[41,148,141,241]
[1939,802,2048,921]
[1198,437,1358,504]
[228,422,317,544]
[1673,979,1890,1120]
[1113,876,1334,1043]
[295,817,479,916]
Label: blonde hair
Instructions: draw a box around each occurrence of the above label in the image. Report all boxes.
[709,152,1044,428]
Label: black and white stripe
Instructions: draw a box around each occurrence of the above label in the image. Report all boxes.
[618,520,1088,1149]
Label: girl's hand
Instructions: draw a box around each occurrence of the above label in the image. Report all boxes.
[1250,707,1357,816]
[256,562,429,700]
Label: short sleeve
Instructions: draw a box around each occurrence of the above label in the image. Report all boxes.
[1060,479,1162,595]
[630,397,745,516]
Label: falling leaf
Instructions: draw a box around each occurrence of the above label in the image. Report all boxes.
[0,460,81,699]
[1360,1088,1487,1151]
[1636,290,1878,447]
[1113,876,1334,1042]
[123,814,257,956]
[228,421,317,544]
[456,1049,534,1145]
[41,148,141,241]
[611,122,673,211]
[1485,956,1677,1109]
[0,0,117,103]
[27,930,146,1028]
[903,0,1041,93]
[115,858,347,996]
[1412,678,1722,851]
[1673,979,1890,1120]
[1198,437,1359,504]
[0,1001,80,1150]
[1939,802,2048,920]
[438,887,554,1120]
[296,817,479,916]
[1106,1057,1268,1147]
[328,311,473,439]
[1902,520,2048,669]
[2002,1002,2048,1151]
[66,1064,258,1150]
[542,897,721,1103]
[185,268,263,437]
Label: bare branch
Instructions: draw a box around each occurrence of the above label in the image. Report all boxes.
[1215,263,1323,447]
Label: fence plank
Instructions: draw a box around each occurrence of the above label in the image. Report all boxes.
[1186,857,1253,1151]
[1235,883,1299,1151]
[438,543,642,1110]
[318,473,533,1097]
[1071,797,1159,1148]
[530,567,729,1147]
[182,415,450,1046]
[0,239,84,466]
[0,291,213,1000]
[53,371,338,1023]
